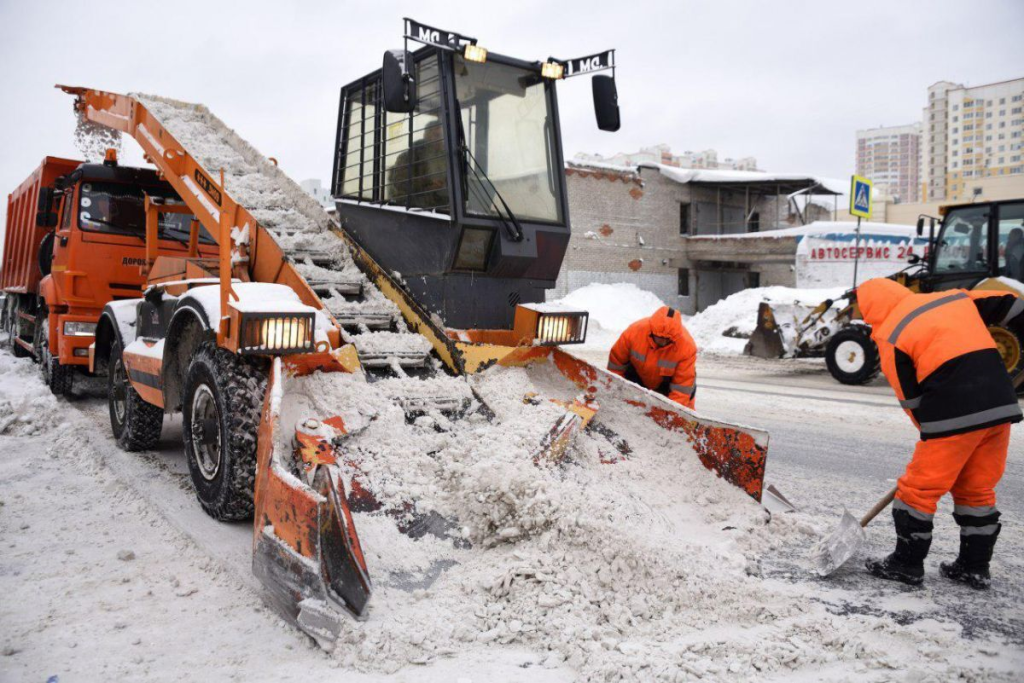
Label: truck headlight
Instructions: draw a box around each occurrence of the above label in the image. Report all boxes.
[239,312,315,355]
[64,321,97,337]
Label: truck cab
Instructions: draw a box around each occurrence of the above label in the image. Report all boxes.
[3,152,217,395]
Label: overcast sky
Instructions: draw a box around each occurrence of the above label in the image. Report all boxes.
[2,0,1023,238]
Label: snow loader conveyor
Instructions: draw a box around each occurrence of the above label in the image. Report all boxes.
[60,77,769,648]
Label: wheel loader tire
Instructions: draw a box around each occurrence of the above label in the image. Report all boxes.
[182,342,267,521]
[108,339,163,452]
[825,326,881,386]
[35,314,74,397]
[987,324,1024,395]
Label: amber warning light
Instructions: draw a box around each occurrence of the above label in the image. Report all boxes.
[513,304,589,346]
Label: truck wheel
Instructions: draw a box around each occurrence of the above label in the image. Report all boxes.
[825,326,881,385]
[182,342,267,521]
[5,304,29,358]
[108,338,164,451]
[35,314,74,397]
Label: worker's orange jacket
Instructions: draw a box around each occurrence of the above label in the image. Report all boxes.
[607,306,698,408]
[857,278,1023,440]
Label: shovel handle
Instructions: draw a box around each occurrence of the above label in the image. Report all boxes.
[860,486,898,528]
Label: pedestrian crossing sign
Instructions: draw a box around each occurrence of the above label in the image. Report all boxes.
[850,175,873,219]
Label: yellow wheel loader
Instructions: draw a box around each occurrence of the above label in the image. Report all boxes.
[746,199,1024,389]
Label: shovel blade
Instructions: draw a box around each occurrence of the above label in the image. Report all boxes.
[813,510,866,577]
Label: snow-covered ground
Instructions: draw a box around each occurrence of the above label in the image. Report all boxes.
[2,332,1022,681]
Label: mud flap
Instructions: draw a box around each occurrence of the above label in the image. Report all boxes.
[744,302,786,359]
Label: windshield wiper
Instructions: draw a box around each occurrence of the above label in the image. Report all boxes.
[158,225,193,250]
[462,147,525,242]
[81,217,146,242]
[453,99,524,243]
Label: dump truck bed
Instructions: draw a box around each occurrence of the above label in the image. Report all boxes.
[2,157,80,294]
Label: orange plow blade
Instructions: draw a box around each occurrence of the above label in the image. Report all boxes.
[251,351,372,648]
[497,346,768,502]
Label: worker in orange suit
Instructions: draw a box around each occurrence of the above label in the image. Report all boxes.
[856,278,1023,588]
[607,306,698,409]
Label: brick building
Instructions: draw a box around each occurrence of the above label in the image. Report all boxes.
[554,162,839,313]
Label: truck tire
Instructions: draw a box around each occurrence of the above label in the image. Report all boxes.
[182,341,267,521]
[108,338,164,451]
[6,298,30,358]
[825,326,881,385]
[35,314,74,397]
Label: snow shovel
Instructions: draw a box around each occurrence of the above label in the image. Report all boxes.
[813,485,897,577]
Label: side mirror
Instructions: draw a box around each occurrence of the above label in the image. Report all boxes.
[36,212,58,228]
[36,187,59,228]
[907,253,921,265]
[38,187,54,213]
[916,216,924,237]
[382,49,416,113]
[592,75,620,132]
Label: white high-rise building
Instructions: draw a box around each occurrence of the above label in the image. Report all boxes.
[856,123,922,202]
[922,77,1024,202]
[300,178,333,208]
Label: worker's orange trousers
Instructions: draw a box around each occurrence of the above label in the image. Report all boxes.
[896,424,1011,515]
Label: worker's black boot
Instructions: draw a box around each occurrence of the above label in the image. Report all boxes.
[865,504,932,586]
[940,507,1001,590]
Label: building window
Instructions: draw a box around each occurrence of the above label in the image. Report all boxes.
[679,202,691,235]
[678,268,690,297]
[747,211,760,233]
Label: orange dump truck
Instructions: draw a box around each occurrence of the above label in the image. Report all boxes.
[1,153,217,395]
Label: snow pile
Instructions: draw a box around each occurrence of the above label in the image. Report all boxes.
[133,94,340,256]
[280,364,774,679]
[686,220,916,241]
[0,350,64,437]
[270,360,1022,681]
[549,282,844,358]
[687,286,844,355]
[547,283,666,353]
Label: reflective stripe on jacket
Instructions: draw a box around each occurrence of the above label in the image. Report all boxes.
[607,306,698,409]
[857,278,1023,440]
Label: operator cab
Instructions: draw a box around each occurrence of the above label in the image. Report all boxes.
[918,200,1024,290]
[332,19,619,329]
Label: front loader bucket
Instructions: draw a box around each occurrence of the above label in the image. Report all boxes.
[252,350,372,648]
[497,347,769,502]
[745,302,786,359]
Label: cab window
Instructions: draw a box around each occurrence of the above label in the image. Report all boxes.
[934,206,989,273]
[337,54,450,213]
[996,201,1024,281]
[454,55,563,224]
[78,181,214,244]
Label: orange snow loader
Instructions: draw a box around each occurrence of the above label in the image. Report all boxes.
[59,19,769,649]
[1,153,219,395]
